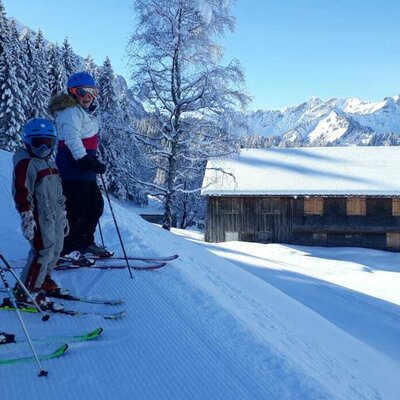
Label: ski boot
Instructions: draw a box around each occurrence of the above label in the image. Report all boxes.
[7,287,64,312]
[0,332,15,345]
[82,244,114,259]
[41,276,71,299]
[57,251,95,267]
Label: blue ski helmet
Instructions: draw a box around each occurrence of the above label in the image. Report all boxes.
[67,72,96,89]
[23,118,57,158]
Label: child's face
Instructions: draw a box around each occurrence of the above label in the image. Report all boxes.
[76,95,94,109]
[27,143,53,158]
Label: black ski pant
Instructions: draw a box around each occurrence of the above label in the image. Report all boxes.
[61,180,104,256]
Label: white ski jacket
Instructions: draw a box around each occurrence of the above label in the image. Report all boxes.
[55,104,99,160]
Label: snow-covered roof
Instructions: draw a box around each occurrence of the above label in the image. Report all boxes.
[201,147,400,196]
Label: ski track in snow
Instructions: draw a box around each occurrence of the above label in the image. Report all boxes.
[1,267,334,400]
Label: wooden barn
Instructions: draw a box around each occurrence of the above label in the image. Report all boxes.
[201,146,400,251]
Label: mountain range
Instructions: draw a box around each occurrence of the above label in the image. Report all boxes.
[241,95,400,146]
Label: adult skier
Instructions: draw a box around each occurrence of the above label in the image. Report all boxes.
[49,72,111,260]
[12,118,68,307]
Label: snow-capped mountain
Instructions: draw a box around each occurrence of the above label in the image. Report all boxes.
[242,95,400,146]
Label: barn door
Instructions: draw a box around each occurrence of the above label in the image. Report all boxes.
[258,197,292,243]
[257,198,279,243]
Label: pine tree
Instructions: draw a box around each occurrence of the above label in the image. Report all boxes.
[61,37,77,77]
[97,56,119,114]
[0,9,24,150]
[8,19,30,121]
[30,30,50,116]
[0,45,24,151]
[47,43,66,96]
[98,57,122,196]
[0,0,8,56]
[20,30,37,118]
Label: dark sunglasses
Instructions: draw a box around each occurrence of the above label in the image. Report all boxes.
[30,136,56,149]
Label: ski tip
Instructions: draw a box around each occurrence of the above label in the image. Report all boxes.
[131,262,167,271]
[57,343,69,354]
[87,327,104,339]
[39,343,69,362]
[104,311,126,320]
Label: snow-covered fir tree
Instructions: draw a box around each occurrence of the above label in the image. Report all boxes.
[47,43,67,96]
[0,0,8,56]
[128,0,249,230]
[8,19,30,120]
[97,56,119,114]
[61,37,78,77]
[0,7,24,150]
[0,43,24,151]
[20,32,35,82]
[20,30,37,118]
[30,30,50,117]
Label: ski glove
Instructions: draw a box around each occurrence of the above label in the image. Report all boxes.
[62,211,70,237]
[20,210,36,241]
[77,154,106,174]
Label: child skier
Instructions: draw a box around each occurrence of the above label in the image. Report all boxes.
[49,71,111,261]
[12,118,68,308]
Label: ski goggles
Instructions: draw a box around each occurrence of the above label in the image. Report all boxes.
[70,86,98,100]
[30,136,56,150]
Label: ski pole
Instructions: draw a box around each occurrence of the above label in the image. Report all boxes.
[98,221,105,249]
[0,254,50,321]
[99,175,133,279]
[0,268,48,377]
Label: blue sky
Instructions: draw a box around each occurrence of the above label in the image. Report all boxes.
[3,0,400,110]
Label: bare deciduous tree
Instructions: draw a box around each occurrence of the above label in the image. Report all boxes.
[128,0,250,230]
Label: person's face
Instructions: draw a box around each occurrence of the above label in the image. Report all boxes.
[76,95,94,109]
[70,87,98,109]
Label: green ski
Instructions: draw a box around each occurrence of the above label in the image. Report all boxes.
[0,344,68,365]
[16,327,104,345]
[0,301,126,320]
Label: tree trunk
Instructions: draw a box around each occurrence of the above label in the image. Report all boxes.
[162,190,173,230]
[162,142,177,230]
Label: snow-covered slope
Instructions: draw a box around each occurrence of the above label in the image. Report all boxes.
[1,149,400,400]
[242,95,400,145]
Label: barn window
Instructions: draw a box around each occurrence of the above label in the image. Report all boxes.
[392,199,400,216]
[219,198,240,214]
[346,197,366,215]
[387,233,400,249]
[261,198,281,214]
[304,197,323,215]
